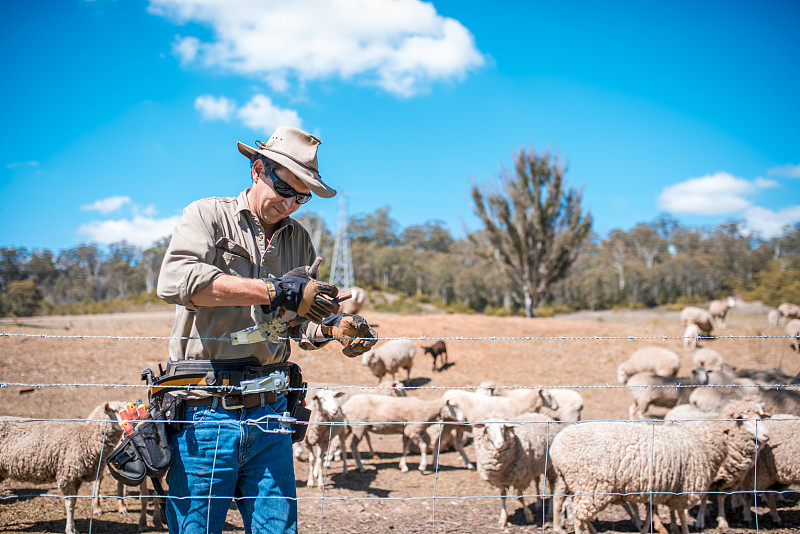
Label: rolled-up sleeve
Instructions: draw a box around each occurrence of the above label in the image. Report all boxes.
[157,200,223,312]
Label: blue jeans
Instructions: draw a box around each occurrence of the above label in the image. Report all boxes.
[166,395,297,534]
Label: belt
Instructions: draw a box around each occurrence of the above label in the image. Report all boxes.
[184,391,278,410]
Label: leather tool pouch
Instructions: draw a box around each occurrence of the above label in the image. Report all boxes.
[106,400,173,486]
[284,362,310,443]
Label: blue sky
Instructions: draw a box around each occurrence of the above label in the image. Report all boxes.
[2,0,799,252]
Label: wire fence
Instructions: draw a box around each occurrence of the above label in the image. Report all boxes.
[1,328,799,533]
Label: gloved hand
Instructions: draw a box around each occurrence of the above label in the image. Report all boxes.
[320,313,378,357]
[262,267,339,323]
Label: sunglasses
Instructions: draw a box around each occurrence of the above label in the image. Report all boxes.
[263,167,312,205]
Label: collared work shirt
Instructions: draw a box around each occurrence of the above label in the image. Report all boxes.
[157,189,323,364]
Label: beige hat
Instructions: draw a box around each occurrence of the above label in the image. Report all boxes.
[237,126,336,198]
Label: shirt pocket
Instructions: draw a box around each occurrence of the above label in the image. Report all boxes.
[215,237,253,278]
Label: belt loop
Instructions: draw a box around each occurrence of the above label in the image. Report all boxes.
[211,396,219,410]
[260,392,266,406]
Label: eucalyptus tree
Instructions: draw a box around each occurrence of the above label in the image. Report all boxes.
[471,149,592,317]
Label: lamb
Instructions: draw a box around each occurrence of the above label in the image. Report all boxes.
[736,414,800,526]
[616,346,681,384]
[421,340,448,371]
[626,367,709,419]
[442,389,554,469]
[692,347,724,370]
[341,394,456,473]
[472,413,563,527]
[680,306,714,335]
[0,402,126,534]
[682,323,701,349]
[786,318,800,352]
[361,339,415,383]
[304,389,347,488]
[338,286,366,315]
[708,296,736,328]
[550,399,769,534]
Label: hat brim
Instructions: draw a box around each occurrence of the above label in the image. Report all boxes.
[238,141,336,198]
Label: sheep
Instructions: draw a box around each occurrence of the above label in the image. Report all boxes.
[626,367,709,419]
[777,302,800,321]
[709,296,736,328]
[550,399,769,534]
[663,403,718,422]
[680,306,714,335]
[304,389,347,488]
[758,387,800,416]
[736,414,800,526]
[0,402,126,534]
[442,389,554,470]
[682,323,701,349]
[361,339,415,383]
[768,308,780,326]
[341,394,457,473]
[421,340,448,371]
[692,347,724,370]
[472,413,563,527]
[338,286,366,315]
[616,346,681,384]
[476,382,583,422]
[786,318,800,352]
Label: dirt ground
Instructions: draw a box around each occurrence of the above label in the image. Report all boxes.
[1,302,798,533]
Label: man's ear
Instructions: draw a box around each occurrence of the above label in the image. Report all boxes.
[251,159,263,182]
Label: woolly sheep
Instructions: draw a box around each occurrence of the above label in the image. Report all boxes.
[550,399,769,534]
[768,308,780,326]
[708,296,736,328]
[777,302,800,321]
[341,394,457,473]
[626,367,709,419]
[304,389,347,488]
[616,346,681,384]
[786,318,800,352]
[476,382,583,422]
[692,347,724,370]
[361,339,415,383]
[663,403,718,422]
[0,402,126,534]
[472,413,563,527]
[338,286,366,315]
[680,306,714,335]
[682,323,701,349]
[422,340,448,371]
[736,414,800,526]
[758,387,800,416]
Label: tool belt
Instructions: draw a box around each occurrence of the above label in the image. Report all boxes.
[106,400,173,487]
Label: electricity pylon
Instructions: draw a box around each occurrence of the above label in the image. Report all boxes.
[329,193,354,289]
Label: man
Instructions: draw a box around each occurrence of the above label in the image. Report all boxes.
[156,125,377,533]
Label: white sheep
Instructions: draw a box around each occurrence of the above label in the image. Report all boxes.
[361,339,415,383]
[692,347,724,370]
[616,346,681,384]
[768,308,780,326]
[736,414,800,526]
[476,382,583,422]
[472,413,562,527]
[785,318,800,352]
[663,403,718,421]
[338,286,367,315]
[626,368,709,419]
[682,323,701,349]
[777,302,800,321]
[708,296,736,328]
[341,394,456,473]
[550,399,769,534]
[0,402,126,534]
[304,389,347,488]
[680,306,714,335]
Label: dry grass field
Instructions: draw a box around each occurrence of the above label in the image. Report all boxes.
[1,302,798,533]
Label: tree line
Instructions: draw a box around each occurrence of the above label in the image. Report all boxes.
[2,149,798,317]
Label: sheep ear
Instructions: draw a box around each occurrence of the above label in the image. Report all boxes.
[334,391,345,398]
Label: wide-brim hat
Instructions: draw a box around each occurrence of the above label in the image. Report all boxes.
[237,126,336,198]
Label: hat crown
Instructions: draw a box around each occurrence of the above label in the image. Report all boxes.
[265,126,320,172]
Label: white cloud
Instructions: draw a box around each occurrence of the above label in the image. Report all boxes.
[754,177,779,189]
[767,162,800,178]
[147,0,485,97]
[77,215,181,248]
[745,206,800,238]
[658,172,757,215]
[194,95,238,121]
[236,95,302,133]
[5,160,39,169]
[80,196,131,214]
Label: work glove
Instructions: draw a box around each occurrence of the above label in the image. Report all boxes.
[262,266,339,323]
[320,313,378,357]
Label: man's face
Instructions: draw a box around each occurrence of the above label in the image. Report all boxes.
[248,159,310,226]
